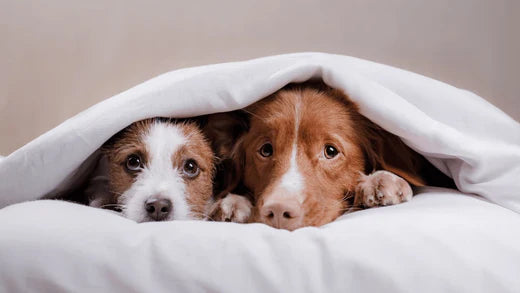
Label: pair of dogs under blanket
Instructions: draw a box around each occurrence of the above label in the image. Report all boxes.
[0,53,519,293]
[1,53,518,212]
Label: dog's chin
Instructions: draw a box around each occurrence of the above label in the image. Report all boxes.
[121,210,148,223]
[118,186,195,222]
[122,211,171,223]
[136,216,171,223]
[134,215,200,223]
[263,220,304,231]
[123,209,197,223]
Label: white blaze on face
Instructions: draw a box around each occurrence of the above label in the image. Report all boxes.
[277,96,305,203]
[121,121,192,222]
[279,144,304,194]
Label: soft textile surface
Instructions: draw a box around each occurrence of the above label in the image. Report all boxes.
[1,53,520,292]
[1,188,520,293]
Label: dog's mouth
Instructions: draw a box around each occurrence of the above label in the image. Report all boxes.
[139,217,171,223]
[257,210,304,231]
[256,195,350,230]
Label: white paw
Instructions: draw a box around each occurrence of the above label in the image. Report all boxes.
[355,170,413,208]
[209,193,253,223]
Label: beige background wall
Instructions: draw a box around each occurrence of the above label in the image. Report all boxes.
[1,0,519,156]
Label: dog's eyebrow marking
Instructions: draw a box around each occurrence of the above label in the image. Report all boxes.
[279,94,304,199]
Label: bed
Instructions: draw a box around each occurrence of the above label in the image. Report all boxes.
[1,53,519,292]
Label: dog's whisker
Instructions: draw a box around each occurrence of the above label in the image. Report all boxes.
[189,211,215,221]
[99,204,124,208]
[342,205,364,213]
[110,191,124,197]
[99,204,126,210]
[239,108,266,122]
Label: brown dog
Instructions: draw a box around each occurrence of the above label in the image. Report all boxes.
[83,118,216,223]
[206,82,454,230]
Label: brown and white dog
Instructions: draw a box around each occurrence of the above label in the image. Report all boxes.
[206,82,454,230]
[84,118,216,223]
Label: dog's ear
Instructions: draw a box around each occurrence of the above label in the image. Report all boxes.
[202,111,249,197]
[357,116,427,187]
[327,86,428,187]
[202,111,249,159]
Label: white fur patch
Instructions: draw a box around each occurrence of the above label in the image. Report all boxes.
[277,96,305,202]
[120,121,193,222]
[280,144,304,194]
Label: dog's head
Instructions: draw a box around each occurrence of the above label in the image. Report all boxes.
[93,118,215,222]
[206,83,425,230]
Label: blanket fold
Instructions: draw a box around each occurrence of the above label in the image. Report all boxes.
[1,53,519,212]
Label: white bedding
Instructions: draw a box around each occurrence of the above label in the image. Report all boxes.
[1,188,520,292]
[1,53,519,292]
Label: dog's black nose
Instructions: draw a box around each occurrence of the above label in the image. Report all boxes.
[144,198,172,221]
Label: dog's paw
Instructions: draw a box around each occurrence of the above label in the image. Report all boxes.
[209,193,253,223]
[355,170,413,208]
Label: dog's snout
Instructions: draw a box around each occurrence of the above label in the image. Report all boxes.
[261,200,303,230]
[145,198,172,221]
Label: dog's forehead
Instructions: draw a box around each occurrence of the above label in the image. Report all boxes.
[142,122,187,160]
[249,89,356,138]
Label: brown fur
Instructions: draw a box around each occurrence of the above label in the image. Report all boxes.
[177,124,215,217]
[102,120,152,205]
[99,118,214,219]
[206,82,454,229]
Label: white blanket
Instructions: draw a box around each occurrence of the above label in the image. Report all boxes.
[1,53,520,292]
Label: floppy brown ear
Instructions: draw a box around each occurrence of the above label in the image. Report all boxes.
[202,112,249,198]
[357,116,428,187]
[326,85,454,188]
[202,112,249,159]
[324,85,428,187]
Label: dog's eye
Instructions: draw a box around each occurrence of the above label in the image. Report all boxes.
[324,145,339,159]
[259,143,273,157]
[126,154,143,171]
[183,159,200,178]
